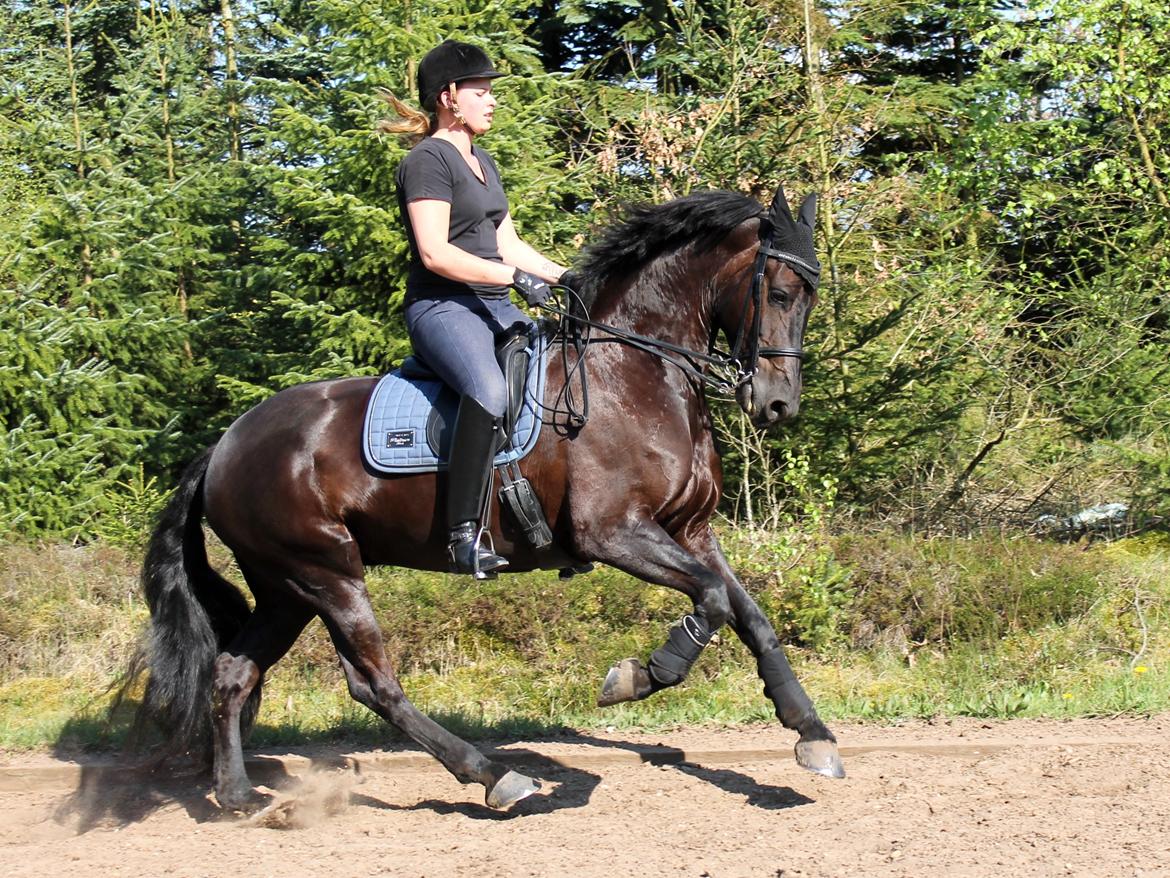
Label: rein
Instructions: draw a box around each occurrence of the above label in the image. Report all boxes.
[541,214,810,427]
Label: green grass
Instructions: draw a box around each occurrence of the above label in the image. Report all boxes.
[1,529,1167,752]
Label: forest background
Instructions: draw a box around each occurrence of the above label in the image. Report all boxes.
[2,0,1167,535]
[0,0,1168,744]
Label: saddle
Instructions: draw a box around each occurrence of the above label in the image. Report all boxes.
[362,322,566,555]
[362,323,546,474]
[397,322,533,456]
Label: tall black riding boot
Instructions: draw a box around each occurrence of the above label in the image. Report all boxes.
[446,395,509,577]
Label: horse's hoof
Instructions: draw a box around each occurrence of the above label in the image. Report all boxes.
[558,562,595,580]
[597,658,652,707]
[216,784,273,814]
[486,770,541,809]
[795,738,846,779]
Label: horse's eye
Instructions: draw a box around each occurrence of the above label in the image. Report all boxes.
[767,288,788,306]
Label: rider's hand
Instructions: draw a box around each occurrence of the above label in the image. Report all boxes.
[512,269,552,307]
[556,269,582,292]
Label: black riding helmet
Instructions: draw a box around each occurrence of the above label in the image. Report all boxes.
[417,40,505,112]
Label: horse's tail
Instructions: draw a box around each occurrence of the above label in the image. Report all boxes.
[126,445,255,761]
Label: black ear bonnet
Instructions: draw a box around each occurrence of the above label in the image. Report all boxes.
[761,187,821,290]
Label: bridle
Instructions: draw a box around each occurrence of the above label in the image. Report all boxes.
[541,211,816,410]
[719,212,813,384]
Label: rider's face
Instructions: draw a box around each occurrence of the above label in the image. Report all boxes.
[448,79,497,135]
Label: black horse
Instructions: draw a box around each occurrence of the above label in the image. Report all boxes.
[134,184,844,812]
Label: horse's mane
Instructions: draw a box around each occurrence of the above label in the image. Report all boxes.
[574,190,762,310]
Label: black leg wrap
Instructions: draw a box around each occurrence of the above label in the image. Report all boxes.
[648,614,712,687]
[758,647,814,729]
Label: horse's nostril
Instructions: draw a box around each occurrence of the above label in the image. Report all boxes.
[765,398,798,423]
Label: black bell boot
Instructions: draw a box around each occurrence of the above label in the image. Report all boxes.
[446,395,509,577]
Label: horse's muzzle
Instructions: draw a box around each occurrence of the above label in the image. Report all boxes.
[737,378,800,429]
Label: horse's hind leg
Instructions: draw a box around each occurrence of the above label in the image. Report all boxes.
[211,596,313,811]
[319,580,540,809]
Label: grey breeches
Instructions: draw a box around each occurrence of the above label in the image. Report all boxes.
[404,294,532,417]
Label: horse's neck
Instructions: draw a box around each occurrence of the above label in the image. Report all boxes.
[591,258,716,352]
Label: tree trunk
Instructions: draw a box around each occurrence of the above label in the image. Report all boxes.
[801,0,852,454]
[62,0,93,289]
[220,0,241,163]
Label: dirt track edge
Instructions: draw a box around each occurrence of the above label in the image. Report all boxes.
[2,733,1162,793]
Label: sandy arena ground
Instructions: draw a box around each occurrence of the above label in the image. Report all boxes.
[1,715,1168,877]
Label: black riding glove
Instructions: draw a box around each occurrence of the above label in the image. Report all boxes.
[557,269,582,293]
[512,268,551,307]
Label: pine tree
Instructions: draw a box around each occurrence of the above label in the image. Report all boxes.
[202,0,585,407]
[0,0,220,533]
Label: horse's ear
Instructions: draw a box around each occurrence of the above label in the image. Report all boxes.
[768,184,795,226]
[797,193,818,231]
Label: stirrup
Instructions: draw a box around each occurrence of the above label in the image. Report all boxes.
[448,523,508,580]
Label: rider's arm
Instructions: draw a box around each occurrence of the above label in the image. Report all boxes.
[407,198,516,286]
[495,214,567,282]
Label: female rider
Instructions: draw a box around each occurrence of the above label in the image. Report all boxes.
[380,40,572,577]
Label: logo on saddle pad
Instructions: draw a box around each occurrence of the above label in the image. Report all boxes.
[385,429,415,449]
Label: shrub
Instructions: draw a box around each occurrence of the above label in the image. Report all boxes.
[835,532,1109,645]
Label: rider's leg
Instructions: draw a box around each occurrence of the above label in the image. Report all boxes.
[405,295,523,576]
[445,394,508,574]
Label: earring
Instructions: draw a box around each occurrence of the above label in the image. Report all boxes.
[445,81,468,127]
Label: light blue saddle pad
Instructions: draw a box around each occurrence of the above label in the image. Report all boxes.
[362,331,548,474]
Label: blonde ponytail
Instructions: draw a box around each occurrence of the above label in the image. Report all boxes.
[375,89,435,143]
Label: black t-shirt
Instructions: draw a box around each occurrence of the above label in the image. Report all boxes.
[396,138,511,301]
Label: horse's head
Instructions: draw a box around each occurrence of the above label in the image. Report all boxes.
[571,186,818,429]
[717,185,820,429]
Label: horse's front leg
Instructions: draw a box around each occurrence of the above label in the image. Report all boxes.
[689,528,844,778]
[582,517,732,705]
[595,523,845,779]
